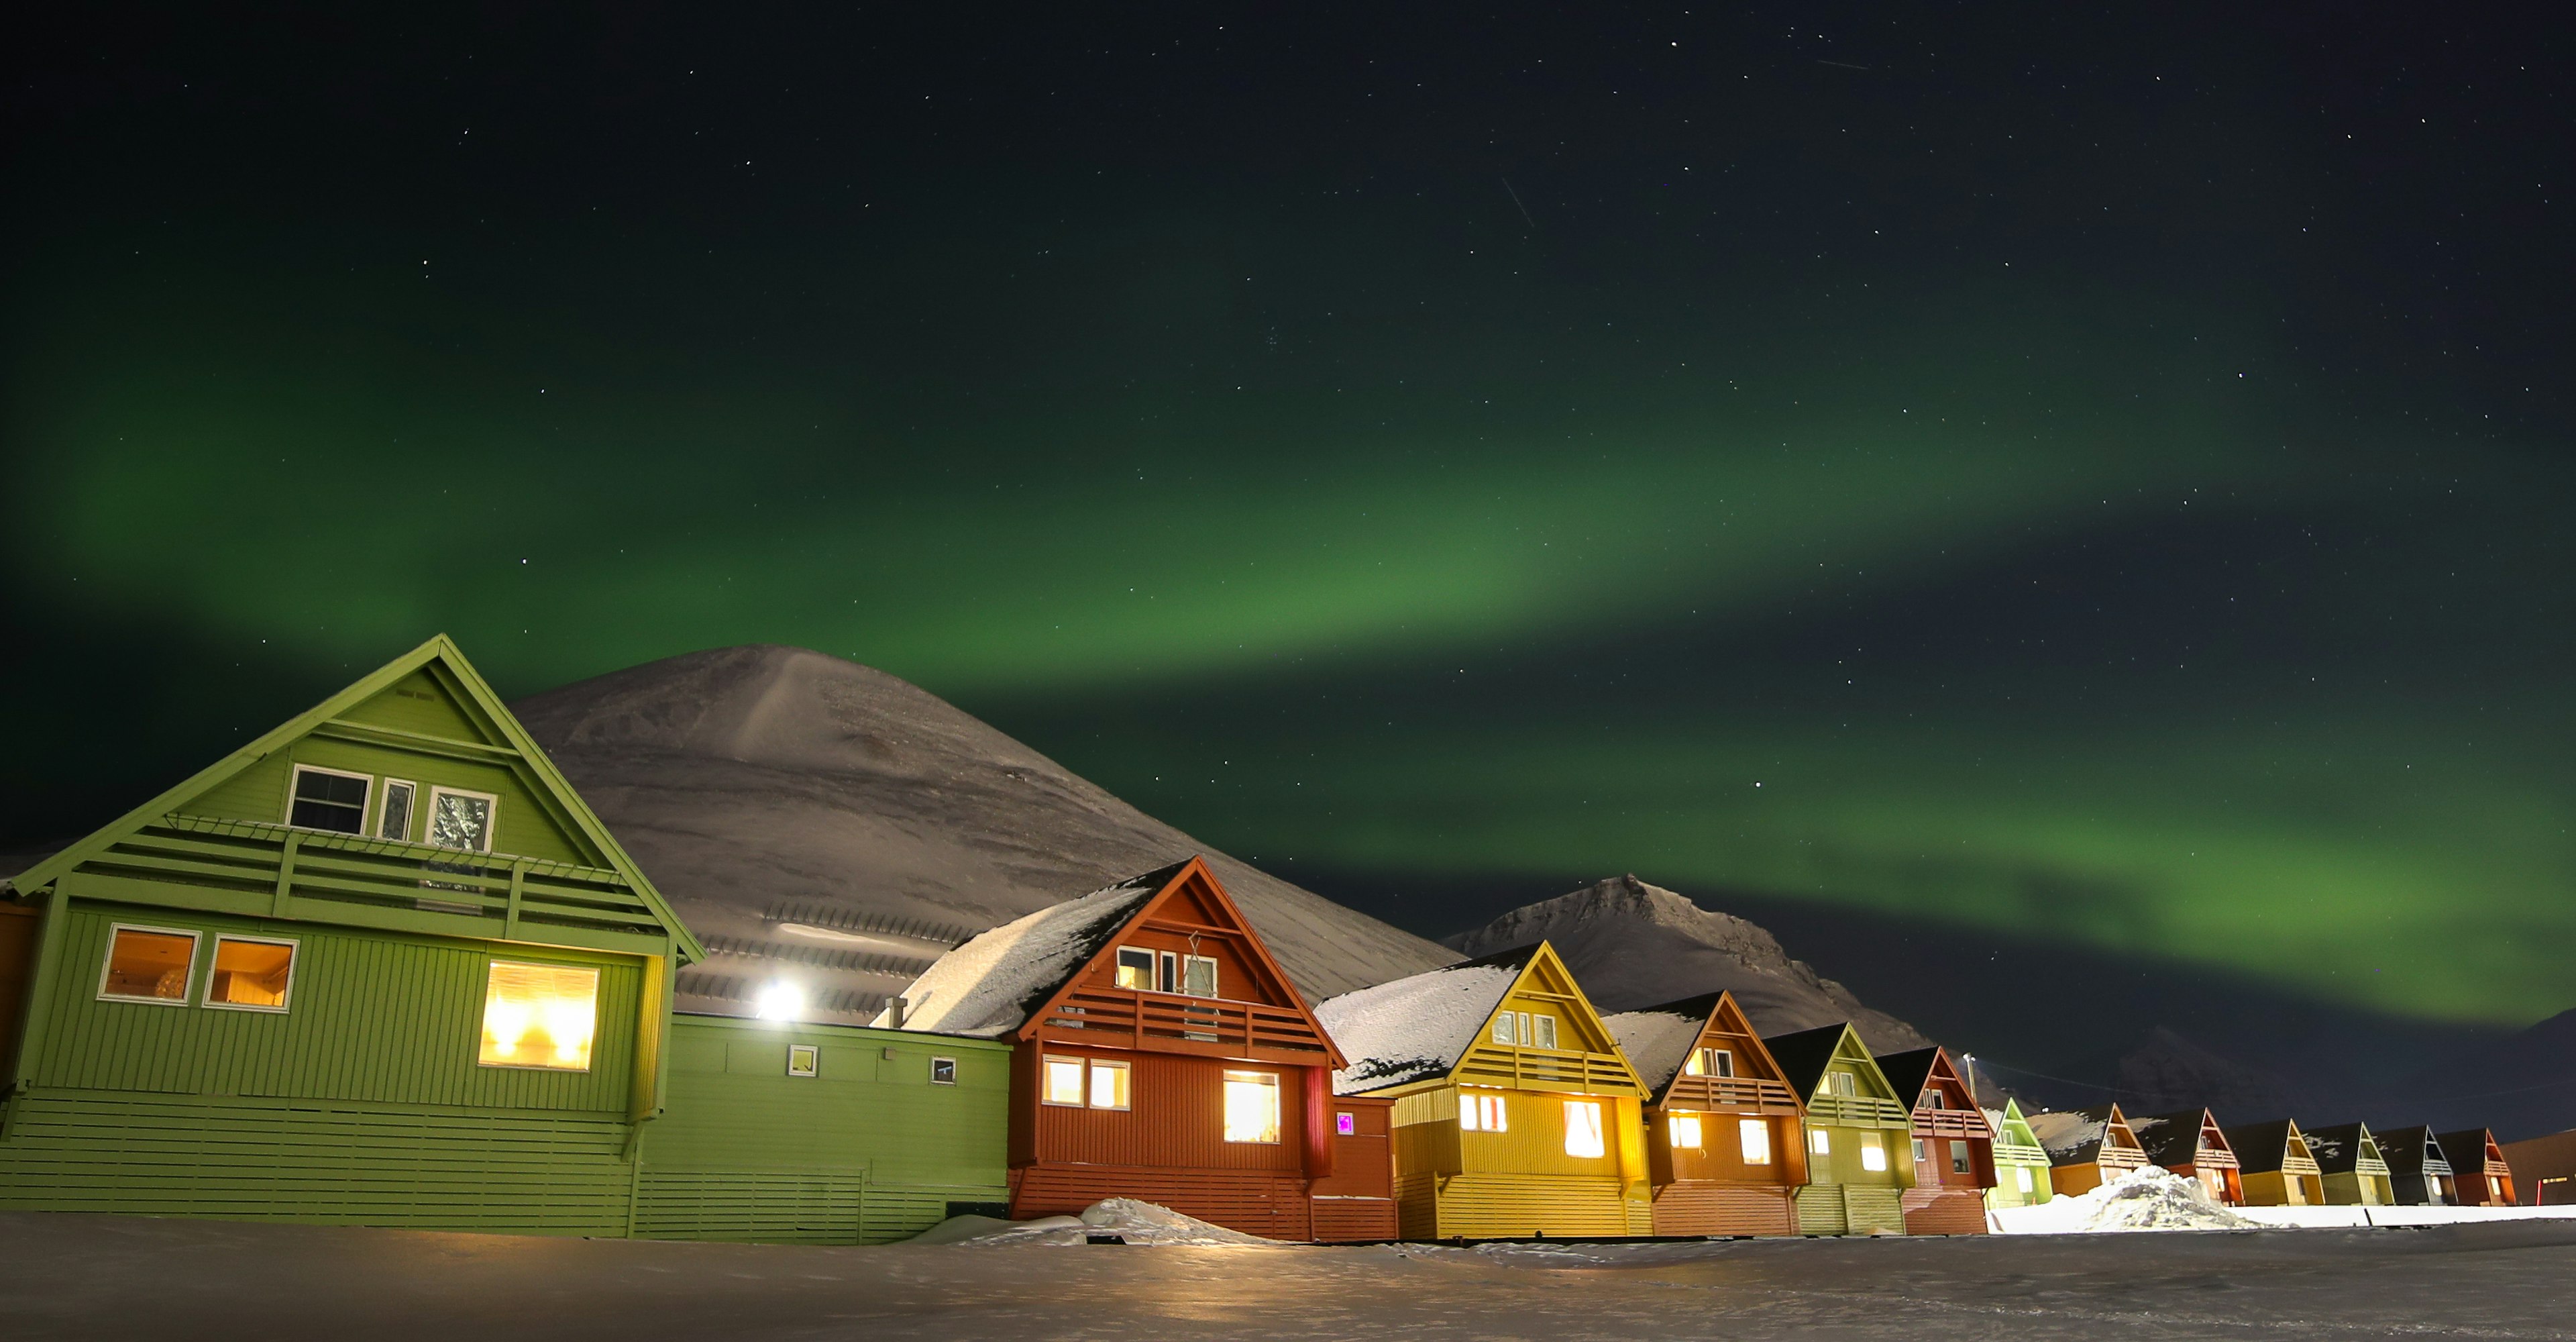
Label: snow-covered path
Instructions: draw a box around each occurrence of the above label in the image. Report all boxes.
[6,1211,2574,1340]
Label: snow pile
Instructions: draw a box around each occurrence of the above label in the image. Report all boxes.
[1992,1166,2261,1235]
[908,1199,1283,1247]
[1316,962,1522,1093]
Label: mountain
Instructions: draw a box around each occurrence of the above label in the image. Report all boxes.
[1444,874,1933,1054]
[2108,1027,2306,1121]
[509,645,1457,1023]
[2379,1007,2576,1142]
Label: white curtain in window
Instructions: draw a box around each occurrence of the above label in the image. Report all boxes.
[1564,1100,1606,1158]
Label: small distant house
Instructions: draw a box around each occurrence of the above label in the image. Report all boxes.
[2373,1125,2455,1206]
[2436,1129,2518,1206]
[2027,1104,2150,1197]
[1983,1098,2056,1212]
[1761,1023,1916,1235]
[2305,1122,2395,1206]
[0,636,714,1233]
[1316,941,1652,1239]
[1876,1046,1996,1235]
[1603,990,1807,1235]
[2226,1119,2326,1206]
[2498,1129,2575,1208]
[885,856,1385,1242]
[2129,1108,2243,1205]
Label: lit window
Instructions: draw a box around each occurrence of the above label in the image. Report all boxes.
[288,765,370,834]
[787,1044,819,1077]
[99,926,197,1003]
[1531,1015,1558,1049]
[427,788,498,852]
[1860,1134,1888,1172]
[1043,1055,1087,1106]
[1182,955,1217,997]
[1336,1111,1357,1136]
[1224,1070,1279,1143]
[1683,1047,1734,1078]
[478,960,599,1070]
[378,780,416,841]
[1740,1119,1771,1165]
[2017,1167,2035,1193]
[1115,947,1155,990]
[1812,1129,1832,1155]
[205,936,297,1011]
[1564,1101,1606,1158]
[1460,1092,1509,1132]
[1669,1114,1704,1149]
[1088,1059,1131,1110]
[930,1056,957,1085]
[1682,1049,1702,1076]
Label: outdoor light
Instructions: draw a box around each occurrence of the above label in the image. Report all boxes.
[755,980,804,1021]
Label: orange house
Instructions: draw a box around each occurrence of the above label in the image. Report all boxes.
[1603,990,1808,1235]
[2440,1129,2521,1207]
[2131,1108,2243,1204]
[1876,1046,1996,1234]
[2029,1104,2149,1196]
[884,857,1394,1241]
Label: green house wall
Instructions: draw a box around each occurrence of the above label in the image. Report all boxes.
[634,1015,1011,1244]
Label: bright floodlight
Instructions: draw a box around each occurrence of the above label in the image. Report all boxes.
[754,980,804,1021]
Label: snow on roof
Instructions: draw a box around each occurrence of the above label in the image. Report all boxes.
[2029,1107,2114,1164]
[1603,1002,1710,1097]
[2221,1120,2300,1173]
[879,866,1173,1037]
[2304,1123,2367,1173]
[2125,1111,2202,1168]
[1315,948,1531,1094]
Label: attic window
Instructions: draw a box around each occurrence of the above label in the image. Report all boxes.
[427,788,498,853]
[378,780,417,841]
[1115,948,1155,990]
[1492,1012,1558,1048]
[1825,1071,1858,1097]
[1182,955,1216,998]
[99,926,199,1004]
[1926,1092,1944,1110]
[1683,1047,1733,1078]
[1668,1115,1703,1149]
[288,765,371,835]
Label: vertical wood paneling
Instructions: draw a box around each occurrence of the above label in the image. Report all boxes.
[1030,1045,1305,1172]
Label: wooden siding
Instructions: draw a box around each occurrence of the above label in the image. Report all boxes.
[1310,1096,1395,1201]
[1311,1194,1398,1242]
[1649,1182,1798,1237]
[0,904,35,1081]
[27,902,639,1113]
[1651,1111,1803,1190]
[0,1090,632,1233]
[1401,1172,1646,1239]
[1795,1184,1906,1236]
[1030,988,1331,1067]
[1902,1187,1990,1235]
[1015,1164,1314,1239]
[1025,1045,1309,1172]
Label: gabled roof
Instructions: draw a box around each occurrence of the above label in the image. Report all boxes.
[1986,1097,2044,1149]
[2375,1125,2451,1178]
[1760,1022,1896,1104]
[2436,1128,2508,1174]
[1603,990,1789,1102]
[1875,1047,1941,1105]
[1316,943,1540,1092]
[2303,1122,2378,1175]
[2222,1119,2308,1174]
[1,634,702,963]
[2130,1109,2223,1168]
[2029,1104,2137,1166]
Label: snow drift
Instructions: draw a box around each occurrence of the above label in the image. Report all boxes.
[1990,1166,2261,1234]
[910,1198,1285,1247]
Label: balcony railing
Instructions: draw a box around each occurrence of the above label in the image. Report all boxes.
[1456,1043,1639,1095]
[1807,1094,1913,1129]
[1992,1140,2050,1167]
[1913,1106,1996,1140]
[1663,1074,1802,1114]
[1035,987,1330,1063]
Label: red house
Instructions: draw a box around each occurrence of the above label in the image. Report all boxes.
[883,857,1393,1241]
[1876,1046,1997,1234]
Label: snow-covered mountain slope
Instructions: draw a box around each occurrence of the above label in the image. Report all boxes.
[509,645,1457,1022]
[1446,874,1932,1054]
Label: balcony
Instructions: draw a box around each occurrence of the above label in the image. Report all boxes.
[1034,986,1330,1064]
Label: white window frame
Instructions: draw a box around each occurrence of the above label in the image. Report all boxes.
[1668,1113,1704,1149]
[203,934,301,1013]
[1530,1013,1558,1049]
[284,763,374,836]
[1811,1128,1832,1155]
[1040,1054,1088,1107]
[1087,1058,1131,1111]
[1181,954,1217,998]
[96,923,203,1006]
[1460,1091,1508,1133]
[1491,1014,1517,1046]
[1739,1118,1772,1165]
[1563,1100,1607,1159]
[930,1055,958,1085]
[1913,1137,1928,1164]
[1709,1047,1734,1078]
[1114,946,1155,990]
[787,1044,820,1078]
[1159,949,1179,993]
[376,778,418,842]
[424,786,502,853]
[1222,1069,1281,1144]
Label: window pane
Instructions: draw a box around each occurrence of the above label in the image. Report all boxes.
[1182,956,1216,997]
[207,937,295,1009]
[1682,1049,1703,1076]
[1712,1049,1733,1078]
[290,768,369,834]
[930,1057,958,1085]
[1532,1015,1558,1049]
[1860,1134,1888,1172]
[1492,1015,1516,1046]
[378,782,415,841]
[1811,1129,1831,1155]
[1564,1101,1606,1159]
[1485,1096,1508,1131]
[1740,1119,1771,1164]
[2018,1167,2034,1192]
[102,928,195,1000]
[1223,1070,1280,1143]
[1668,1115,1703,1149]
[478,961,598,1070]
[1089,1060,1130,1110]
[1954,1146,1972,1174]
[1913,1139,1927,1164]
[1115,948,1154,990]
[429,791,495,852]
[1043,1056,1087,1105]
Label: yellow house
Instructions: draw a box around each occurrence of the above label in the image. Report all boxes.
[2224,1119,2328,1206]
[1760,1023,1917,1235]
[1314,942,1650,1239]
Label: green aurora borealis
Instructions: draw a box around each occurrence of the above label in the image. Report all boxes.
[5,5,2569,1035]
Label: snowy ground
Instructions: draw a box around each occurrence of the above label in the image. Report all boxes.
[7,1210,2576,1340]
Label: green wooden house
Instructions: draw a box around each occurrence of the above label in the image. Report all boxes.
[1982,1098,2056,1212]
[0,635,1007,1241]
[1760,1023,1915,1235]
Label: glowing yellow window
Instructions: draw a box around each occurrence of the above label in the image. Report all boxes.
[1042,1055,1087,1106]
[1224,1070,1280,1143]
[1668,1114,1704,1149]
[99,927,198,1003]
[1087,1059,1131,1111]
[1564,1100,1606,1158]
[1860,1133,1888,1172]
[1740,1118,1772,1165]
[206,937,297,1011]
[478,961,599,1071]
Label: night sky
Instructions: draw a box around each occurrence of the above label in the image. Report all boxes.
[7,5,2571,1043]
